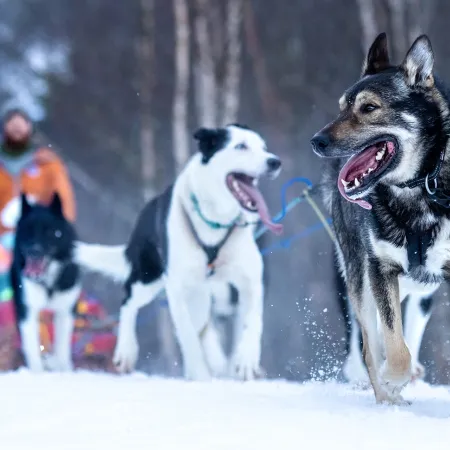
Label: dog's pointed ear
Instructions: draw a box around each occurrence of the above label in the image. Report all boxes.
[400,35,434,88]
[193,127,226,164]
[49,192,63,217]
[361,32,390,77]
[20,193,32,217]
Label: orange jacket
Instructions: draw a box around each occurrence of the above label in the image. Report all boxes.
[0,147,76,235]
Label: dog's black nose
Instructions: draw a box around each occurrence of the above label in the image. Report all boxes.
[311,133,330,156]
[267,157,281,171]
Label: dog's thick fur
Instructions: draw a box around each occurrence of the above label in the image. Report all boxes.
[75,124,281,380]
[311,33,450,404]
[13,193,81,372]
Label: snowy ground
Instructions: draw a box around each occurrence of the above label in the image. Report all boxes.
[1,371,450,449]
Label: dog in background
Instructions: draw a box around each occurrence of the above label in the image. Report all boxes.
[75,124,282,381]
[12,193,81,372]
[312,33,450,404]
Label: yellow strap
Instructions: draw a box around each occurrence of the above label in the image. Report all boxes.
[198,322,209,340]
[303,189,335,242]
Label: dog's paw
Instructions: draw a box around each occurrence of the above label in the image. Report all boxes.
[44,355,73,372]
[229,341,262,381]
[26,360,45,373]
[205,352,228,378]
[376,390,412,406]
[183,364,212,381]
[379,360,412,399]
[113,341,139,374]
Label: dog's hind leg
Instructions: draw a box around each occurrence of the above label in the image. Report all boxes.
[200,321,228,377]
[342,311,369,386]
[113,278,165,373]
[404,294,433,381]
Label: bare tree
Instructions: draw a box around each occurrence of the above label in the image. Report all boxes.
[173,0,191,172]
[138,0,157,200]
[243,0,282,124]
[386,0,407,58]
[355,0,378,55]
[194,0,217,127]
[221,0,243,125]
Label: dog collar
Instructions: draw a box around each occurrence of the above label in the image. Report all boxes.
[190,193,256,229]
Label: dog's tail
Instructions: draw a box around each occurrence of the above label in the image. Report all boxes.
[74,242,129,282]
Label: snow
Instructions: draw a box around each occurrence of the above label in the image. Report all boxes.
[1,371,449,449]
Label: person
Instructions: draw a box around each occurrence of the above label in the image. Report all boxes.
[0,108,76,235]
[0,107,76,371]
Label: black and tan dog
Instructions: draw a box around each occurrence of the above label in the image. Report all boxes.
[311,33,450,404]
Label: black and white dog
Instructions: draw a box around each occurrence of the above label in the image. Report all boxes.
[75,124,282,380]
[12,193,81,372]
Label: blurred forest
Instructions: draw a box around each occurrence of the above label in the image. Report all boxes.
[3,0,450,383]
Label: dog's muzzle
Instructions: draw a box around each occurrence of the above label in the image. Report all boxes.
[310,133,330,157]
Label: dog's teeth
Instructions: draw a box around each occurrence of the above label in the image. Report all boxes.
[246,201,253,209]
[368,167,374,173]
[232,180,239,189]
[354,177,360,187]
[341,179,349,187]
[375,149,385,161]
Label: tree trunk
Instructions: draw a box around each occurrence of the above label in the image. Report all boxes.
[243,0,280,124]
[173,0,191,173]
[194,0,217,127]
[355,0,378,54]
[138,0,157,200]
[387,0,407,59]
[221,0,243,125]
[139,0,179,375]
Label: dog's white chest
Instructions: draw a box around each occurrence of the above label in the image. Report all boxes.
[422,220,450,275]
[370,223,450,298]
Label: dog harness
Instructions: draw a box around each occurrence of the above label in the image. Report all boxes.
[185,213,236,277]
[186,194,247,277]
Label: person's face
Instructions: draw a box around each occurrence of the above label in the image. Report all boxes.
[4,115,32,142]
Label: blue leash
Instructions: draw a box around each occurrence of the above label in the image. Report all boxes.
[254,177,315,240]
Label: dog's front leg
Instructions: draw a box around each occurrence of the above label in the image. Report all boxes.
[20,308,44,372]
[369,261,412,401]
[53,311,74,371]
[165,277,211,381]
[227,252,264,381]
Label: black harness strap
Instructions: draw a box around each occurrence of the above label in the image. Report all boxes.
[405,228,434,271]
[184,211,236,277]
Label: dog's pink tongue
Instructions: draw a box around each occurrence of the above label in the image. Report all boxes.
[337,155,372,210]
[239,183,284,235]
[337,180,372,210]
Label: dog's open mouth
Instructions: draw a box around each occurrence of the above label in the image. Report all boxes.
[23,257,49,280]
[338,140,396,209]
[226,173,283,235]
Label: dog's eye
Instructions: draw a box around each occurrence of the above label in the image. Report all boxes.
[235,142,248,150]
[360,103,379,113]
